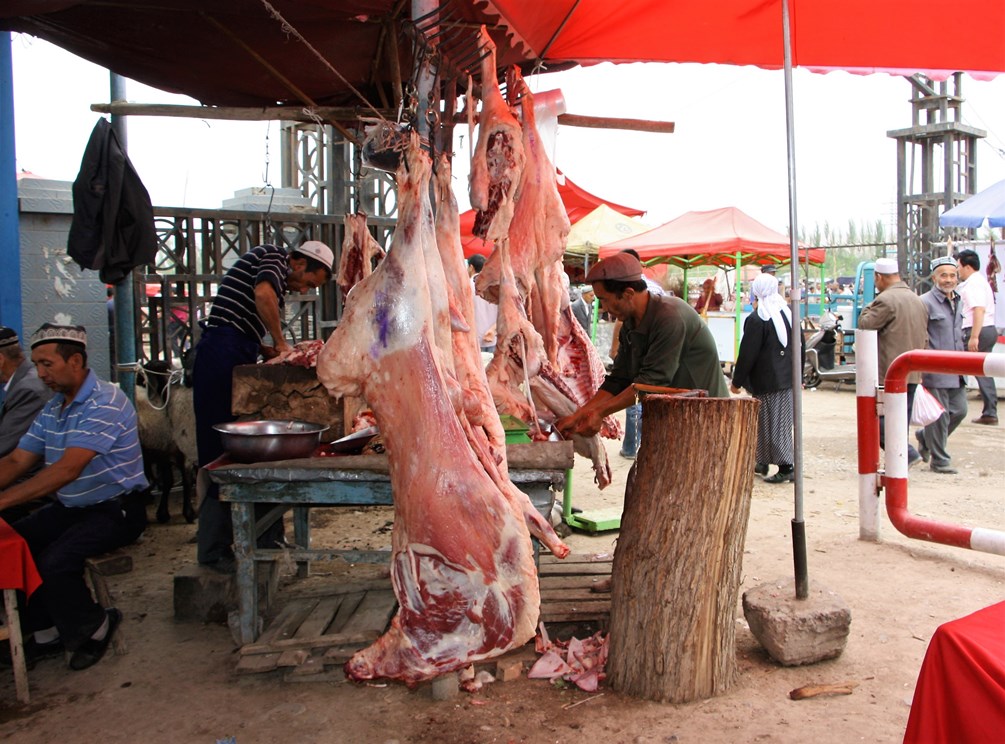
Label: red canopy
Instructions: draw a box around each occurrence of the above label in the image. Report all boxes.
[461,171,645,258]
[485,0,1005,78]
[599,206,826,268]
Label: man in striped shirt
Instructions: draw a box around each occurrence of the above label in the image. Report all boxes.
[193,241,334,572]
[0,323,147,671]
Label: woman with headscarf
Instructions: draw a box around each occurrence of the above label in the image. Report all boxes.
[730,274,798,483]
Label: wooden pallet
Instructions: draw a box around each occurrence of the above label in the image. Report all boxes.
[236,579,395,676]
[538,551,613,624]
[237,551,613,677]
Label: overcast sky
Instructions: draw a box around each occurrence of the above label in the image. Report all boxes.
[11,34,1005,238]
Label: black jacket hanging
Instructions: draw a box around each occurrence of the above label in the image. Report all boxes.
[67,117,158,284]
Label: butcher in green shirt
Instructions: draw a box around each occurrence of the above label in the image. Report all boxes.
[556,252,729,439]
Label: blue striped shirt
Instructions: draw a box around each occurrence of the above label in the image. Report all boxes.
[206,244,290,342]
[18,370,148,507]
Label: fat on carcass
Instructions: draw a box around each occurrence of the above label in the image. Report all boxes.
[469,26,525,242]
[316,137,567,686]
[263,339,325,368]
[337,212,386,299]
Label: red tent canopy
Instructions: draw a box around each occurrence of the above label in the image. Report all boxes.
[485,0,1005,78]
[599,206,826,268]
[461,171,645,257]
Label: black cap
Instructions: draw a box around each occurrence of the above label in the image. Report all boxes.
[0,327,17,350]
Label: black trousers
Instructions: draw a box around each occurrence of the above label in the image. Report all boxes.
[13,496,145,650]
[193,326,283,564]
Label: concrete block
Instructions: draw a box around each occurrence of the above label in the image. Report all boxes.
[742,579,851,666]
[430,672,459,700]
[495,657,524,682]
[173,564,236,624]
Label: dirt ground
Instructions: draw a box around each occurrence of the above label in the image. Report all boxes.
[2,386,1003,744]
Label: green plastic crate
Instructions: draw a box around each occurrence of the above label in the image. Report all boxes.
[499,414,531,444]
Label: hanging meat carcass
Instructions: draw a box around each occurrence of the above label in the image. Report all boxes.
[469,26,525,242]
[316,137,567,686]
[337,212,386,299]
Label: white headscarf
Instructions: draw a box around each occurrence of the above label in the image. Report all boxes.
[751,273,791,346]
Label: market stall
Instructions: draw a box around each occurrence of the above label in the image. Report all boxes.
[600,206,826,361]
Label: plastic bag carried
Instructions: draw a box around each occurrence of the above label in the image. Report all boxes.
[911,385,945,427]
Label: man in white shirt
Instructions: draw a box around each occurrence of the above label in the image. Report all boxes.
[468,255,498,353]
[957,249,998,425]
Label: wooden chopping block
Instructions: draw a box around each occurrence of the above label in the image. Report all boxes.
[231,364,344,440]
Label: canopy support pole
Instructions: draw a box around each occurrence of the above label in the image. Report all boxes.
[111,73,137,403]
[0,34,21,336]
[734,252,742,360]
[782,0,809,600]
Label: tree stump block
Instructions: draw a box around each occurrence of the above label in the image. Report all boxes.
[231,364,344,439]
[607,394,760,703]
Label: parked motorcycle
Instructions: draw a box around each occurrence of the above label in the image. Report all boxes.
[803,311,856,388]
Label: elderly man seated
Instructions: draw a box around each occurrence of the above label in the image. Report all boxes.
[0,324,147,671]
[0,326,54,520]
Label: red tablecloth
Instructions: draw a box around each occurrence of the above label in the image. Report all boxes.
[904,601,1005,743]
[0,518,42,596]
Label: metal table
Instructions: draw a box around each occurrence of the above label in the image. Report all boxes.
[209,442,573,644]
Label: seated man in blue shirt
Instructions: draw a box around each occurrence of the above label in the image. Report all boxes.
[0,324,147,671]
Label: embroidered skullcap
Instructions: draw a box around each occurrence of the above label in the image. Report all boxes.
[29,323,87,349]
[930,256,956,271]
[0,327,18,349]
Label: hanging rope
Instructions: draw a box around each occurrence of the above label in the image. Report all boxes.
[258,0,390,125]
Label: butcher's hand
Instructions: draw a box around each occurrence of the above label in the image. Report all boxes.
[556,408,604,439]
[729,383,742,395]
[260,345,281,361]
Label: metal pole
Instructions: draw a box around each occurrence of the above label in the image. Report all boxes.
[0,34,22,336]
[782,0,809,600]
[110,73,137,402]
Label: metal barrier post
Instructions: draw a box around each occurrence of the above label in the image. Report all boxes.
[884,350,1005,556]
[855,329,880,541]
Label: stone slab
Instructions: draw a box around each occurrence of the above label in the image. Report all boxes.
[173,564,236,624]
[742,579,851,666]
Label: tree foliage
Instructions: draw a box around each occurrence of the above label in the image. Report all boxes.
[798,219,893,278]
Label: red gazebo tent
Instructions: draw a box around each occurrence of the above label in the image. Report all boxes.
[599,206,825,269]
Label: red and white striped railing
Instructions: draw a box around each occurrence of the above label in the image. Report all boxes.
[857,333,1005,556]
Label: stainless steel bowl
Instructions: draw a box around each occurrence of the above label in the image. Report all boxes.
[213,420,329,463]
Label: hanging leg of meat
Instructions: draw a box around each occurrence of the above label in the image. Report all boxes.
[436,155,569,551]
[435,155,507,459]
[337,212,386,299]
[470,26,525,242]
[556,303,622,441]
[317,138,563,685]
[484,236,547,436]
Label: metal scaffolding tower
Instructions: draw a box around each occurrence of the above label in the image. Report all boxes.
[888,73,986,290]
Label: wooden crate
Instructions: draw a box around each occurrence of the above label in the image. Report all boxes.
[538,551,613,624]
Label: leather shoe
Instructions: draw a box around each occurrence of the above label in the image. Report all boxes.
[930,463,958,475]
[69,608,121,671]
[754,463,768,476]
[971,416,999,425]
[765,469,794,483]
